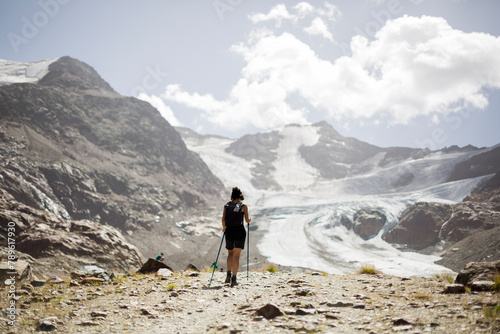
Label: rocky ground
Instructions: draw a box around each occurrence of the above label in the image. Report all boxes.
[1,268,499,334]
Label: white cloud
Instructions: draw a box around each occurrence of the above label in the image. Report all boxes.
[163,78,308,132]
[249,2,340,41]
[304,17,334,41]
[248,4,294,27]
[293,2,315,17]
[161,14,500,133]
[137,93,182,127]
[318,2,342,23]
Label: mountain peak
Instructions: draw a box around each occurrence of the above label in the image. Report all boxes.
[38,56,116,93]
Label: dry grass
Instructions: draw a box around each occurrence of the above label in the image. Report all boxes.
[492,274,500,292]
[484,304,500,320]
[434,272,455,284]
[357,264,380,275]
[258,263,278,273]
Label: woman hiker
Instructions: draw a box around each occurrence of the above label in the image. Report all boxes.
[222,187,251,287]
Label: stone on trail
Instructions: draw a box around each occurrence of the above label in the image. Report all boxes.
[31,278,46,287]
[156,268,173,278]
[256,303,284,319]
[36,320,57,331]
[296,308,316,315]
[76,320,100,326]
[46,276,65,284]
[91,311,108,318]
[80,277,105,285]
[470,280,494,291]
[71,265,111,280]
[441,284,466,294]
[328,301,354,307]
[393,318,413,326]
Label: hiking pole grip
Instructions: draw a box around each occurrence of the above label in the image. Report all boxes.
[208,233,225,287]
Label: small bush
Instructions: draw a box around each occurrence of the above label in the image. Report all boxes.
[484,304,500,319]
[257,263,278,272]
[434,272,455,283]
[492,275,500,292]
[202,266,213,273]
[166,284,176,291]
[112,275,127,283]
[357,264,379,275]
[264,264,277,273]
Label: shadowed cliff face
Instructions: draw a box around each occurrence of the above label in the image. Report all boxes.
[383,172,500,271]
[0,56,225,273]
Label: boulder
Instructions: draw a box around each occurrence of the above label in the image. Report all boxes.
[470,280,495,292]
[71,265,110,280]
[440,202,500,243]
[37,320,57,331]
[156,268,173,278]
[352,209,386,240]
[454,260,500,286]
[441,284,466,294]
[0,260,32,283]
[137,258,174,274]
[384,202,453,249]
[185,263,200,272]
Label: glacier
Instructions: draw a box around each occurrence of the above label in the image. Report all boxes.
[182,124,492,277]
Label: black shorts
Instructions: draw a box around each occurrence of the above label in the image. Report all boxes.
[225,227,246,250]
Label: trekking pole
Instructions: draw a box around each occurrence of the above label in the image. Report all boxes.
[208,233,225,288]
[247,223,250,280]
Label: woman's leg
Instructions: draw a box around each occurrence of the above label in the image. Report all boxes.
[230,248,242,275]
[227,249,234,272]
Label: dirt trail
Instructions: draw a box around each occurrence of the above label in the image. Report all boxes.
[2,270,499,333]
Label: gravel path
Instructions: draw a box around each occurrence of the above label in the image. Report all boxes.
[1,270,499,333]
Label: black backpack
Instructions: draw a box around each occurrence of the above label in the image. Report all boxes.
[224,201,244,228]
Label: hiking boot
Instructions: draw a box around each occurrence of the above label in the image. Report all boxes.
[231,275,238,287]
[225,271,231,284]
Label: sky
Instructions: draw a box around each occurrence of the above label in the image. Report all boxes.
[1,0,499,149]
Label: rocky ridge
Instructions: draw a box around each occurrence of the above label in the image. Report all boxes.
[215,121,483,190]
[0,56,225,275]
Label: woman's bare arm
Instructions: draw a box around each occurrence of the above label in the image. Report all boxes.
[243,205,252,224]
[222,207,226,232]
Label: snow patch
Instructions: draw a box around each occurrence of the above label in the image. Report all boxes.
[272,125,320,190]
[0,58,58,86]
[182,135,264,205]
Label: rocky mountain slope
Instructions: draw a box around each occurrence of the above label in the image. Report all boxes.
[0,56,225,275]
[178,122,484,194]
[385,156,500,271]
